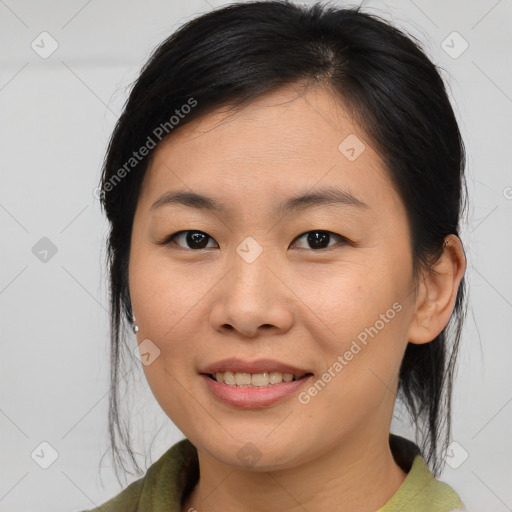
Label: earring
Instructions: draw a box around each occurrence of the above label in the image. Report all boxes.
[132,315,139,333]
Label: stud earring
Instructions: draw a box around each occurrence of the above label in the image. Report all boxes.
[132,315,139,333]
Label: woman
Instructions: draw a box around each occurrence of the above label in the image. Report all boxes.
[83,1,468,510]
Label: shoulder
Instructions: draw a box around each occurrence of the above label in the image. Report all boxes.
[77,438,199,512]
[403,455,466,511]
[380,454,466,511]
[381,435,466,512]
[76,477,143,512]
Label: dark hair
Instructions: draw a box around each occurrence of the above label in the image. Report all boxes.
[98,0,467,482]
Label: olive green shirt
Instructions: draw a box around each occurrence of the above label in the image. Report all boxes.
[79,434,466,512]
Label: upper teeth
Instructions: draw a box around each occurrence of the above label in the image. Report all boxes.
[213,371,305,387]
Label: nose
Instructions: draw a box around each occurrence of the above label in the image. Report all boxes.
[209,251,294,338]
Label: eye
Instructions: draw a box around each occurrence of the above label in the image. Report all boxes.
[162,230,218,250]
[160,229,350,251]
[291,230,349,250]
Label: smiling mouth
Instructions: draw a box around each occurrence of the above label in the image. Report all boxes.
[206,371,314,387]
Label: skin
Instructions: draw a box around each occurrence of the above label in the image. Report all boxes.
[128,82,466,512]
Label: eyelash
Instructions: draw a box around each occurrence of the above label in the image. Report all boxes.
[159,229,351,251]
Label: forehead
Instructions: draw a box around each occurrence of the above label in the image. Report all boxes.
[140,84,399,217]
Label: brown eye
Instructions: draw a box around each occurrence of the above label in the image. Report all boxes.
[292,230,349,250]
[163,230,218,250]
[160,229,349,251]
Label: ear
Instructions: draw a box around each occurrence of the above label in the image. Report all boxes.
[407,234,466,344]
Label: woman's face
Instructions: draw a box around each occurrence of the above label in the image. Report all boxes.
[129,84,421,469]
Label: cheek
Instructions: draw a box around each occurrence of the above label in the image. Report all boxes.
[129,253,204,416]
[299,280,409,428]
[129,243,206,337]
[139,356,207,434]
[304,259,407,338]
[304,256,412,390]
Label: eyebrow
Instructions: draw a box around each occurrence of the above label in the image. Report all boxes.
[150,185,369,216]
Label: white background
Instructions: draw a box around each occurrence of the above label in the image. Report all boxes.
[0,0,511,511]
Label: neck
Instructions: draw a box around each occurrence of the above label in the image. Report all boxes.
[182,429,407,512]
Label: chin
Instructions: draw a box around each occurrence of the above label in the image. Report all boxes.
[195,431,313,471]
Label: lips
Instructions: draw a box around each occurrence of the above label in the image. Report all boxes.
[200,358,313,376]
[201,373,315,408]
